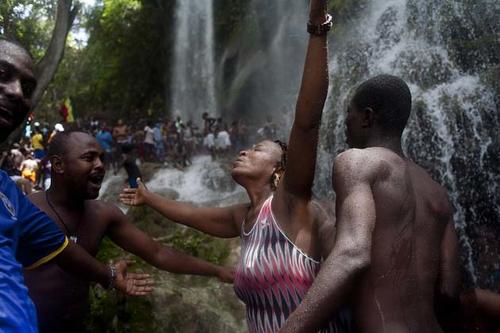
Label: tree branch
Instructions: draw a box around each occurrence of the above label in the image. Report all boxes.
[32,0,80,108]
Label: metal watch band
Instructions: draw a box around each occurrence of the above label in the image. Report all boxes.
[107,264,117,290]
[307,13,333,36]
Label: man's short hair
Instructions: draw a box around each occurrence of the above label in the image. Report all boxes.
[352,74,412,133]
[47,131,76,157]
[0,35,33,59]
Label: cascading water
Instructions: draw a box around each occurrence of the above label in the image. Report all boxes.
[167,0,498,291]
[146,155,245,206]
[320,0,499,290]
[218,0,307,126]
[170,0,217,121]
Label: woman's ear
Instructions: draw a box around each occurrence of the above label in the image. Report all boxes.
[271,166,286,191]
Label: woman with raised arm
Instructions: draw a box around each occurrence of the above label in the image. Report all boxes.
[121,1,350,332]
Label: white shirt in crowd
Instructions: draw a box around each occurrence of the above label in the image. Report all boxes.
[203,133,215,148]
[144,126,155,145]
[215,131,231,150]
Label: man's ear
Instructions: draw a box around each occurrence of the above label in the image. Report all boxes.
[361,107,375,128]
[50,155,64,174]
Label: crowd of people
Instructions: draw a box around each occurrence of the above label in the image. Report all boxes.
[1,112,280,191]
[0,1,498,333]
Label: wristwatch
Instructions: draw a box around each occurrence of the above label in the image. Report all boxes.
[307,14,333,36]
[107,264,117,290]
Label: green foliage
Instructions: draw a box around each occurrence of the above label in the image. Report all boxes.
[87,207,232,332]
[87,237,157,332]
[30,0,175,123]
[0,0,57,59]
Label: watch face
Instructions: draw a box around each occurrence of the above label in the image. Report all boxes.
[307,14,333,36]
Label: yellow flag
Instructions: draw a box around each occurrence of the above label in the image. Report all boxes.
[64,98,74,123]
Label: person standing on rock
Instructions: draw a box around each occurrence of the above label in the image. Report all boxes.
[278,75,461,333]
[120,1,351,332]
[24,131,234,333]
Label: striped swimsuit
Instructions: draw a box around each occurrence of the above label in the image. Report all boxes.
[234,196,350,333]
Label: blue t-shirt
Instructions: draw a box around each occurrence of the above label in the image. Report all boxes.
[0,171,68,333]
[95,130,113,152]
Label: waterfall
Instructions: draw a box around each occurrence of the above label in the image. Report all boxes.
[171,0,217,121]
[320,0,499,289]
[167,0,498,290]
[146,155,245,206]
[218,0,307,126]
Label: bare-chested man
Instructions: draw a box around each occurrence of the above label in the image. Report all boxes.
[280,74,460,332]
[24,131,234,333]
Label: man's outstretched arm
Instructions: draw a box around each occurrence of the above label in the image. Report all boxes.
[54,242,154,295]
[107,205,234,283]
[280,150,376,332]
[17,185,153,296]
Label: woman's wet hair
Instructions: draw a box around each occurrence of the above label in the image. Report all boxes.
[271,140,288,191]
[273,140,287,169]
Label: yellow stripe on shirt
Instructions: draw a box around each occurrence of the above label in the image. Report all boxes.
[25,237,69,270]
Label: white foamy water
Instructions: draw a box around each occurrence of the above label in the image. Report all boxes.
[146,155,245,206]
[321,0,500,286]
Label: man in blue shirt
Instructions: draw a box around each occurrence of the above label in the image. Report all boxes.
[0,36,153,332]
[95,126,114,169]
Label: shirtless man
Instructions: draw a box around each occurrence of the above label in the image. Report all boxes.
[280,74,460,332]
[24,130,233,333]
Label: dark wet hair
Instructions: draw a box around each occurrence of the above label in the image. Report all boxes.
[273,140,287,169]
[270,140,287,191]
[352,74,411,134]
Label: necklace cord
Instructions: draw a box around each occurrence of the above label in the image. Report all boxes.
[45,191,76,237]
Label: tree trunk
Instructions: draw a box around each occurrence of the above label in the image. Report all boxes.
[31,0,79,109]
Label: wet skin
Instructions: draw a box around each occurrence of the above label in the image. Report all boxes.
[25,132,231,332]
[280,95,460,333]
[341,147,455,332]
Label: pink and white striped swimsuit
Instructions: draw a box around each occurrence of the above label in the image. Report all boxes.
[234,196,350,333]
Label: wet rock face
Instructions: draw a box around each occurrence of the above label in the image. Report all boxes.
[320,0,500,290]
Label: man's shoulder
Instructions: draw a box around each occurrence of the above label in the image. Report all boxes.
[408,162,452,214]
[89,199,120,212]
[88,199,125,220]
[334,148,385,176]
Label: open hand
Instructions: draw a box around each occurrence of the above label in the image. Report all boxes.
[217,266,235,284]
[114,259,155,296]
[119,178,148,206]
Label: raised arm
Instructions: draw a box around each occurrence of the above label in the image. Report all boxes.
[120,178,243,238]
[279,0,329,199]
[280,150,376,332]
[106,205,234,283]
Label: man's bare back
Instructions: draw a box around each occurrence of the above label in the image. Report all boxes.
[350,147,452,332]
[279,74,460,333]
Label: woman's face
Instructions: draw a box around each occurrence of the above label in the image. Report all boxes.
[231,140,282,185]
